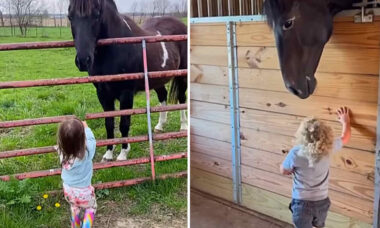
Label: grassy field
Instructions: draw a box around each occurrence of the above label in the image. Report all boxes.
[0,25,187,227]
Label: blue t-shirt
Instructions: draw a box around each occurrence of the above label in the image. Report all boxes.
[60,127,96,188]
[282,138,343,201]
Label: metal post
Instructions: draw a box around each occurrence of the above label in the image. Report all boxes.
[142,39,156,180]
[207,0,212,17]
[251,0,255,15]
[228,0,233,16]
[218,0,223,16]
[226,21,242,204]
[197,0,203,17]
[373,59,380,228]
[239,0,243,15]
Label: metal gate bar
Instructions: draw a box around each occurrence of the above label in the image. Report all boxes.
[0,70,187,89]
[0,35,187,51]
[0,131,187,159]
[0,152,187,181]
[0,104,187,128]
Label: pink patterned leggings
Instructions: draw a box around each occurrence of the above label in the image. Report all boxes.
[63,184,97,228]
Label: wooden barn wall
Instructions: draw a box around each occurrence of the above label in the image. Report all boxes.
[190,17,380,228]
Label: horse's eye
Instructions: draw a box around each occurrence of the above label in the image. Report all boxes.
[68,15,73,21]
[282,17,295,31]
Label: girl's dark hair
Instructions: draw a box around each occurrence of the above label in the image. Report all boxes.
[57,118,86,163]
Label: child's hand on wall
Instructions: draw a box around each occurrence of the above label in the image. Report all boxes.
[337,106,350,125]
[336,107,351,145]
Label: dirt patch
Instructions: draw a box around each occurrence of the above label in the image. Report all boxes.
[95,200,186,228]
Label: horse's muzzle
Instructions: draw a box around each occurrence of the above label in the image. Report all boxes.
[75,55,92,72]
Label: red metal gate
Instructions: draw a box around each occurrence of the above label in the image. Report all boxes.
[0,34,188,189]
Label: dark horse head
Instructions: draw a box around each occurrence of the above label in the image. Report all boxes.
[264,0,353,99]
[68,0,110,71]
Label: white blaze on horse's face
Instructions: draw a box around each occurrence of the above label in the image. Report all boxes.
[156,31,169,68]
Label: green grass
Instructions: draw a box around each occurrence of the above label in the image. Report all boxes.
[0,26,187,227]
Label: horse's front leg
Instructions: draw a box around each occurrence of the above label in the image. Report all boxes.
[98,92,116,162]
[154,87,168,133]
[117,90,134,161]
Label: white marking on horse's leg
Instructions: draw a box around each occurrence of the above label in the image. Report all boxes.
[102,145,116,162]
[117,144,130,161]
[156,31,169,68]
[180,109,188,131]
[154,101,168,132]
[123,18,132,31]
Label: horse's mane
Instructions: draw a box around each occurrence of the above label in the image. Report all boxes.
[263,0,287,28]
[70,0,118,17]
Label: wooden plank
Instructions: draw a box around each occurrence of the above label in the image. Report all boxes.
[191,117,231,143]
[191,65,378,103]
[190,64,229,86]
[190,46,380,75]
[190,168,371,227]
[242,184,372,228]
[235,21,380,49]
[238,68,378,103]
[239,87,377,128]
[191,117,375,180]
[190,83,229,105]
[191,100,375,152]
[191,134,231,160]
[190,83,377,127]
[191,151,373,223]
[191,167,233,202]
[190,24,227,46]
[192,144,374,201]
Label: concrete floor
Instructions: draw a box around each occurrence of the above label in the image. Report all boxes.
[191,190,293,228]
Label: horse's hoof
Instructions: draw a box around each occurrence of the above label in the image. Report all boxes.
[117,145,131,161]
[154,128,163,133]
[102,146,116,162]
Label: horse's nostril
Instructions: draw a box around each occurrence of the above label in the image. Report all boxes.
[287,86,299,96]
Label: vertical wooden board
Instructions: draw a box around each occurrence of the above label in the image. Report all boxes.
[242,184,372,228]
[236,21,380,49]
[238,68,378,103]
[190,24,227,46]
[239,46,380,75]
[191,168,234,202]
[190,65,229,86]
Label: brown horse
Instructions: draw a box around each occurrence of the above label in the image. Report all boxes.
[68,0,187,161]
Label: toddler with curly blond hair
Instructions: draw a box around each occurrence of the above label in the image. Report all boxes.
[281,107,351,228]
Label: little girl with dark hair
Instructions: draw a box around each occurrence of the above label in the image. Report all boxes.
[57,118,97,228]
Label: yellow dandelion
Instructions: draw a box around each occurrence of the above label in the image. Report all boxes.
[55,203,61,208]
[36,205,42,211]
[43,194,48,199]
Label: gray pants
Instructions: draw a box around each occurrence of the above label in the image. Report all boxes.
[289,198,330,228]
